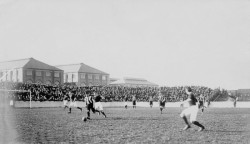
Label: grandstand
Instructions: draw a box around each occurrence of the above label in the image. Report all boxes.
[109,77,158,87]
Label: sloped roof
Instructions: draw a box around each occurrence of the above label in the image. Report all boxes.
[55,63,109,74]
[110,77,158,86]
[124,77,147,81]
[55,64,81,73]
[109,79,126,85]
[0,58,29,70]
[0,58,62,71]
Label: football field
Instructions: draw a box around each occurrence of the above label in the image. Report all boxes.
[2,107,250,144]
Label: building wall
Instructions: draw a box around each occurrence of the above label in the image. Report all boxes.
[23,68,63,85]
[43,71,53,85]
[53,71,64,85]
[78,72,87,86]
[64,72,78,83]
[76,73,109,86]
[0,68,23,82]
[62,72,109,86]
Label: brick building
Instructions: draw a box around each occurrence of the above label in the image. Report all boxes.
[0,58,63,85]
[55,63,109,86]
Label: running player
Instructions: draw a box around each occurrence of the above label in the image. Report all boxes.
[84,90,96,119]
[180,87,205,132]
[68,91,82,113]
[158,92,166,114]
[132,94,136,108]
[93,91,107,118]
[149,95,153,108]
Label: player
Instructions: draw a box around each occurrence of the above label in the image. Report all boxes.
[84,90,96,119]
[149,95,153,108]
[233,96,238,108]
[180,87,205,132]
[63,91,69,110]
[68,91,82,113]
[158,92,166,114]
[93,91,107,118]
[124,96,128,109]
[198,94,206,114]
[132,94,136,109]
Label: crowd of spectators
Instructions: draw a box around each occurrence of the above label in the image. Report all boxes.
[0,82,215,102]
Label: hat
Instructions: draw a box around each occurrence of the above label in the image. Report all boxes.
[186,87,192,92]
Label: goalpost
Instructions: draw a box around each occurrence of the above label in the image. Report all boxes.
[0,89,32,108]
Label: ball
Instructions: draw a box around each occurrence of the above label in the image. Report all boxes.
[82,117,87,122]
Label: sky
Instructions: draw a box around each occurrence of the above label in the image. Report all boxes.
[0,0,249,90]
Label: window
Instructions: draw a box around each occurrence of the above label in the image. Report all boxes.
[36,71,42,76]
[54,72,60,77]
[80,83,86,86]
[88,74,92,79]
[54,81,60,85]
[16,70,19,82]
[26,70,32,76]
[26,80,33,83]
[45,81,51,85]
[95,75,99,80]
[81,73,85,79]
[65,74,68,82]
[46,71,51,77]
[102,75,106,80]
[36,80,42,84]
[9,71,13,81]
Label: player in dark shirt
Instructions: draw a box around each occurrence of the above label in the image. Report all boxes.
[149,95,153,108]
[198,94,206,114]
[124,96,128,109]
[180,87,205,132]
[132,95,136,108]
[158,92,166,114]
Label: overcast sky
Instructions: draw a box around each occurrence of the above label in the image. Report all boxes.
[0,0,249,90]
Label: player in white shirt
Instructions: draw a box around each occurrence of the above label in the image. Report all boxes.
[180,87,205,132]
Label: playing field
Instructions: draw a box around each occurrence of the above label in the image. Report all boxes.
[2,107,250,144]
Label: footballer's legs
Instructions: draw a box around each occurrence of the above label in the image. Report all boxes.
[91,107,96,114]
[64,105,68,110]
[86,106,91,119]
[100,110,107,118]
[201,107,204,113]
[125,105,127,109]
[181,116,191,130]
[68,107,72,113]
[95,109,101,115]
[180,110,191,130]
[160,107,163,114]
[77,107,82,112]
[190,110,205,131]
[87,110,91,119]
[191,120,205,131]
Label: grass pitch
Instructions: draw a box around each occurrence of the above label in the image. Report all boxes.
[4,107,250,143]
